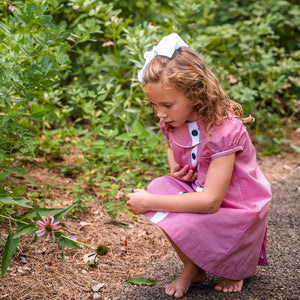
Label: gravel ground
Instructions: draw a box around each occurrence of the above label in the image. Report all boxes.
[112,167,300,300]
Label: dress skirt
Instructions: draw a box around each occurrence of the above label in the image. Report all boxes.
[144,176,269,280]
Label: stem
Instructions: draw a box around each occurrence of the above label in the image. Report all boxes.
[0,214,30,225]
[61,234,93,248]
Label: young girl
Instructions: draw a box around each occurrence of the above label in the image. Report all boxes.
[126,33,271,298]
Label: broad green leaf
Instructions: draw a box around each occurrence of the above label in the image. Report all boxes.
[0,195,32,208]
[91,140,105,148]
[41,55,49,70]
[13,217,37,237]
[13,185,27,196]
[29,105,48,119]
[55,234,81,250]
[147,137,160,146]
[40,15,53,23]
[26,207,66,217]
[54,203,78,221]
[29,2,39,12]
[125,277,156,285]
[116,133,136,141]
[14,224,37,238]
[132,121,143,134]
[11,167,29,176]
[55,233,81,262]
[99,181,111,187]
[1,230,20,279]
[56,53,69,65]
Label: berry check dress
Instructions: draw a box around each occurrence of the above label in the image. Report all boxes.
[144,116,271,280]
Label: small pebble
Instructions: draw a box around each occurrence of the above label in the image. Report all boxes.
[93,292,101,299]
[92,283,105,292]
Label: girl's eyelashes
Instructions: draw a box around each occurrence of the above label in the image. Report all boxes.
[149,101,173,110]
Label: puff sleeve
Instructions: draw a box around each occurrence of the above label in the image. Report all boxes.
[204,117,247,160]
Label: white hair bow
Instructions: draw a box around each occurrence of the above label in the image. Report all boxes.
[137,33,188,82]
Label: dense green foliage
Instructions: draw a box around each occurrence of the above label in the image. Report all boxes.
[0,0,299,277]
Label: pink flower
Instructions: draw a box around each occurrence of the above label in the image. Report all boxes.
[281,83,291,90]
[102,41,114,47]
[110,16,119,23]
[8,5,15,12]
[36,216,61,241]
[227,74,238,84]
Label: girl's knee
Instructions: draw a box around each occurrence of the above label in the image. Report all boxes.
[147,176,171,193]
[147,176,190,194]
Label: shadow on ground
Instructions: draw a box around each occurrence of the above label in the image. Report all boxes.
[112,167,300,300]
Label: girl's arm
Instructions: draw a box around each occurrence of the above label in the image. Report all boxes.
[126,153,235,214]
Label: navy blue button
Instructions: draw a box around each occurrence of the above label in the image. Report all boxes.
[191,130,198,136]
[192,153,196,160]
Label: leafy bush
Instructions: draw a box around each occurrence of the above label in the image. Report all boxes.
[196,0,300,136]
[0,0,71,216]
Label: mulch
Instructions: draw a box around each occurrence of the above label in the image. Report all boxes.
[0,152,299,299]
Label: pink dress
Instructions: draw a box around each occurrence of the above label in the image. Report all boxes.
[144,117,271,280]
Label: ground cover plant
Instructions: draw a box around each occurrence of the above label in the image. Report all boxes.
[0,0,299,280]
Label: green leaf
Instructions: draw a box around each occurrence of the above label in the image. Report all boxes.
[13,217,37,239]
[147,137,160,146]
[14,224,37,239]
[29,105,48,119]
[55,233,81,262]
[40,15,53,23]
[1,230,20,279]
[91,140,105,148]
[26,177,37,186]
[125,277,156,285]
[116,133,136,141]
[13,185,27,196]
[26,207,66,217]
[53,203,78,221]
[0,195,32,208]
[55,234,81,250]
[290,143,300,153]
[11,167,29,176]
[132,121,143,134]
[99,181,111,187]
[41,55,49,70]
[0,22,11,34]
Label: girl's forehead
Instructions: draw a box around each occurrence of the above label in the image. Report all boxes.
[143,83,174,93]
[143,83,188,104]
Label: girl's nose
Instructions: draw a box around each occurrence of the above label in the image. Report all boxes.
[157,110,167,118]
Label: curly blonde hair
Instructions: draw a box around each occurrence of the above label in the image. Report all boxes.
[141,47,253,130]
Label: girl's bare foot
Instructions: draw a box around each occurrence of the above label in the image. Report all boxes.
[214,277,243,292]
[165,264,206,298]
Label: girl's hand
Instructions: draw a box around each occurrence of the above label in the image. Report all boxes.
[125,189,151,215]
[171,164,198,183]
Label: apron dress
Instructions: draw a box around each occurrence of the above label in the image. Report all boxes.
[144,117,271,280]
